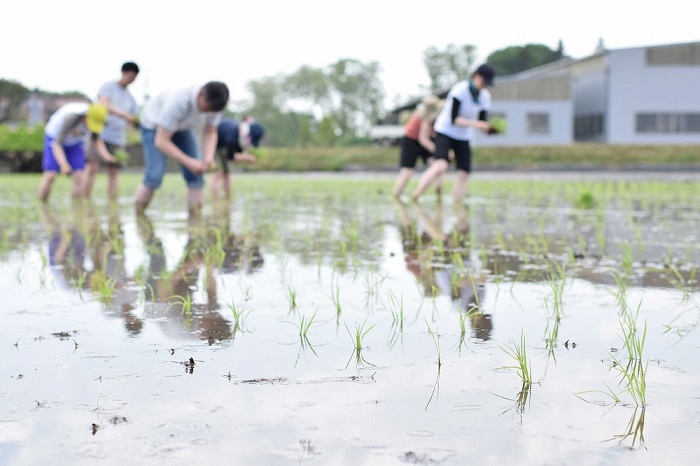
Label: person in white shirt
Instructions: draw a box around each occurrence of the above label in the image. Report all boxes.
[412,64,496,202]
[37,102,114,202]
[83,62,140,200]
[133,81,229,216]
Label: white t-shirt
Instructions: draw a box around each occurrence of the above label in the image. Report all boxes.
[140,85,221,132]
[433,80,491,141]
[98,81,137,146]
[44,102,90,146]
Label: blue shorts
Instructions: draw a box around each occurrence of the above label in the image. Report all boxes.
[42,136,85,172]
[140,128,204,189]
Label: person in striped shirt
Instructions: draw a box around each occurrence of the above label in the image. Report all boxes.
[133,81,229,215]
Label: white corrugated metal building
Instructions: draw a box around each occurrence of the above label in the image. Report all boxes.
[477,40,700,146]
[380,41,700,147]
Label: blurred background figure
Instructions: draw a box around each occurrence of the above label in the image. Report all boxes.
[392,95,444,199]
[413,64,496,202]
[37,102,115,202]
[210,116,265,200]
[84,62,140,200]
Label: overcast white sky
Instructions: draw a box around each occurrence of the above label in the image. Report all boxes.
[2,0,698,109]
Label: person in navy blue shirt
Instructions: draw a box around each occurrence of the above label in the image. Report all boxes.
[210,117,264,199]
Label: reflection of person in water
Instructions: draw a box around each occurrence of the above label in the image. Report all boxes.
[208,198,264,276]
[40,204,87,290]
[136,213,233,343]
[89,202,143,336]
[397,201,492,341]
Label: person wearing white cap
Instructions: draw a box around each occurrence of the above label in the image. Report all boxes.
[37,102,115,202]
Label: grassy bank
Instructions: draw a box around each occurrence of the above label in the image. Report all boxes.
[3,142,699,174]
[245,144,700,171]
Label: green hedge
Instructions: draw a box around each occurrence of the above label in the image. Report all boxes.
[0,125,44,152]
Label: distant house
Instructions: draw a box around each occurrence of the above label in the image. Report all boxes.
[378,41,700,146]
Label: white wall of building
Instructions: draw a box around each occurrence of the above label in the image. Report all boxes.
[607,47,700,144]
[475,101,573,147]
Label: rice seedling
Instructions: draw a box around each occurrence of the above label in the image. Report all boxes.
[387,290,404,332]
[575,381,622,405]
[288,286,299,313]
[425,319,441,369]
[346,319,375,351]
[456,310,470,351]
[168,293,193,317]
[345,319,376,368]
[226,299,252,335]
[544,256,567,317]
[75,271,87,300]
[666,264,695,304]
[497,329,533,386]
[291,309,318,338]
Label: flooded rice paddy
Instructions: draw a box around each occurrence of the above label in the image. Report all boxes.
[1,172,699,465]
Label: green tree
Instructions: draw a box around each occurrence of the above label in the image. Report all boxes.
[486,42,566,76]
[326,58,384,136]
[316,116,336,146]
[0,79,30,122]
[423,44,478,92]
[284,65,331,114]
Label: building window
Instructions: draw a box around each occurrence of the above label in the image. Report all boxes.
[636,113,700,133]
[575,114,604,138]
[526,113,549,135]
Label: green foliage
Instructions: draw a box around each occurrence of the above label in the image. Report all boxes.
[0,124,44,152]
[487,43,566,76]
[576,192,596,210]
[237,58,384,146]
[316,116,337,146]
[423,44,477,92]
[0,79,30,123]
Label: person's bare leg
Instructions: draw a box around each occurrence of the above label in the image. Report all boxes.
[428,158,444,197]
[412,159,448,202]
[209,171,223,200]
[107,165,119,201]
[134,183,155,215]
[82,161,98,198]
[37,172,58,202]
[452,169,470,201]
[71,171,85,199]
[222,173,231,199]
[187,188,204,217]
[392,168,414,198]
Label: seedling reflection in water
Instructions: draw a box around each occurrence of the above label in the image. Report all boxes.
[425,319,441,369]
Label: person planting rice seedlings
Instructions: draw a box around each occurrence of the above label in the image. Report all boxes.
[133,81,229,216]
[412,64,496,202]
[392,95,444,199]
[37,102,115,202]
[210,116,265,200]
[83,62,140,200]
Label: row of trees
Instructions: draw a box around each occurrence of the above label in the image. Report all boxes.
[2,42,569,146]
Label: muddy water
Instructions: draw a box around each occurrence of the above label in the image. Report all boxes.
[1,173,699,465]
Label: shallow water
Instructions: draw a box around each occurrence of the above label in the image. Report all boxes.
[1,173,700,465]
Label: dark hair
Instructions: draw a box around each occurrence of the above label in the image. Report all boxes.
[202,81,230,112]
[121,62,140,73]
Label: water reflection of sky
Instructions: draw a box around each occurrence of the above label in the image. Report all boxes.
[1,176,699,464]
